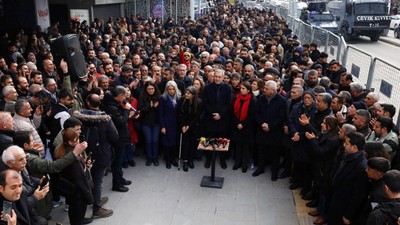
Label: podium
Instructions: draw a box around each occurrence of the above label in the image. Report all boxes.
[197,139,229,189]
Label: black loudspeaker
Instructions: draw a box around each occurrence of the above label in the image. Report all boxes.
[51,34,87,81]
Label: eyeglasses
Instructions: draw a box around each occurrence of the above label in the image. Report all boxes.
[201,57,207,59]
[184,55,190,57]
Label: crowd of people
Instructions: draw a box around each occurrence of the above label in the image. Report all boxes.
[0,2,400,225]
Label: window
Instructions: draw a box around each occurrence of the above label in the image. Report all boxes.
[355,3,387,15]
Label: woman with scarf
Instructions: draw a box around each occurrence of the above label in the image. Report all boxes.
[159,80,181,169]
[231,81,256,173]
[178,86,203,172]
[251,78,264,100]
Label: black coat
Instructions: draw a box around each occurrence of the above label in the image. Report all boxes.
[73,110,119,167]
[288,101,316,162]
[178,97,203,136]
[308,131,341,193]
[230,96,256,144]
[0,193,37,225]
[255,93,287,145]
[329,151,369,225]
[366,199,400,225]
[201,82,232,137]
[59,147,93,205]
[138,95,159,126]
[360,179,388,225]
[0,130,14,154]
[47,103,69,142]
[103,93,130,146]
[329,66,347,85]
[304,107,332,136]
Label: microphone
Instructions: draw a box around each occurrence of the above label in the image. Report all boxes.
[123,99,139,117]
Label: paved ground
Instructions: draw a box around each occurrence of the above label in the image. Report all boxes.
[49,156,314,225]
[380,30,400,47]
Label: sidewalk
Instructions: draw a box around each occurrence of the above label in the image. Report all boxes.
[49,156,310,225]
[380,30,400,47]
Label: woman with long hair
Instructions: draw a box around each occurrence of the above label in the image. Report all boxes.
[54,128,91,225]
[159,80,181,168]
[251,78,264,99]
[122,86,139,168]
[139,81,161,166]
[231,81,256,173]
[178,86,203,172]
[192,76,205,99]
[305,116,341,225]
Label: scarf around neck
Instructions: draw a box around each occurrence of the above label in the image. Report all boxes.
[234,94,252,122]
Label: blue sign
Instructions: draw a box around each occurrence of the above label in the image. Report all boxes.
[380,80,392,98]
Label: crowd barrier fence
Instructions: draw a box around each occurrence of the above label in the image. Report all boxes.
[251,1,400,126]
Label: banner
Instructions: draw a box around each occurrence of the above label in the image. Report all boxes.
[35,0,50,32]
[70,9,90,23]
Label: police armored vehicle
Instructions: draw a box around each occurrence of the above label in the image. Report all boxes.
[326,0,391,41]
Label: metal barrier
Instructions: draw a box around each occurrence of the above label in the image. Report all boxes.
[255,2,400,125]
[368,59,400,125]
[343,46,374,88]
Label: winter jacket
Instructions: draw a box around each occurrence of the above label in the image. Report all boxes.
[366,199,400,225]
[73,109,119,166]
[103,93,130,146]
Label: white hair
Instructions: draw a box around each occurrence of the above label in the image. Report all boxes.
[367,92,380,102]
[2,86,15,97]
[265,80,278,91]
[162,80,181,100]
[201,52,210,58]
[2,145,24,164]
[26,62,37,71]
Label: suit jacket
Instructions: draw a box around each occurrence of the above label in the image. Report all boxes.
[201,82,232,137]
[255,93,287,145]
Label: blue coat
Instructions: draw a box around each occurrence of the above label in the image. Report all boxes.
[159,96,179,147]
[255,93,287,145]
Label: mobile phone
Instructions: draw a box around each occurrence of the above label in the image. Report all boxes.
[79,135,86,143]
[86,152,92,163]
[40,175,50,190]
[2,200,12,222]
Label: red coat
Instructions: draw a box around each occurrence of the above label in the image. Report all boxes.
[123,97,139,144]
